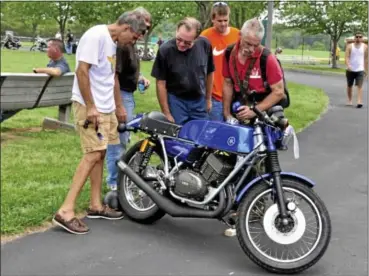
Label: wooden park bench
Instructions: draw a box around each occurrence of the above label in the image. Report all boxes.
[0,72,75,130]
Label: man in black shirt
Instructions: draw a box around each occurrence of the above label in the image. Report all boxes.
[151,17,215,125]
[105,8,151,191]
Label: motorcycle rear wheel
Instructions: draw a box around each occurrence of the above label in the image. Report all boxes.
[118,140,166,224]
[236,178,331,274]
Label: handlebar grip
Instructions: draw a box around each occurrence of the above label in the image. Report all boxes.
[117,123,127,133]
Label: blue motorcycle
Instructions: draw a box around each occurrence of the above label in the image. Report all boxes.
[111,92,331,274]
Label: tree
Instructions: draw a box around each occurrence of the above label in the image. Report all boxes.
[280,1,368,68]
[229,1,268,29]
[136,2,197,58]
[195,1,213,30]
[0,2,49,39]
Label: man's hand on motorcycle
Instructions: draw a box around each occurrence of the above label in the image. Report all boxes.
[164,112,175,123]
[115,105,127,122]
[236,105,256,120]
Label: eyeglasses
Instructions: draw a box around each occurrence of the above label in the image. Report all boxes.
[356,35,363,38]
[213,1,228,7]
[176,36,193,47]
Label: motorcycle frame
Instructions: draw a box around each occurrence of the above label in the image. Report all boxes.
[145,124,269,207]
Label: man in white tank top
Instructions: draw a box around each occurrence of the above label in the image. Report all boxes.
[53,10,150,235]
[344,31,368,108]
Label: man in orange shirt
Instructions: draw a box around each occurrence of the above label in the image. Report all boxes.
[200,2,239,121]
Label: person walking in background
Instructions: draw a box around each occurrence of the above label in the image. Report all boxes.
[151,17,215,125]
[105,7,152,191]
[345,30,368,108]
[65,29,74,55]
[200,1,239,121]
[157,35,164,47]
[52,10,148,235]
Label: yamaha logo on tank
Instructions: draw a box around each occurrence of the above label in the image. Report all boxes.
[227,136,236,146]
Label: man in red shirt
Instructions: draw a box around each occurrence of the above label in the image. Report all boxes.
[223,17,285,122]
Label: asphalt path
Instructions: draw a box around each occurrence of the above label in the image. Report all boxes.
[1,72,367,276]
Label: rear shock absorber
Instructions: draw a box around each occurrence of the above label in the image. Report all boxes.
[132,139,156,173]
[140,140,155,169]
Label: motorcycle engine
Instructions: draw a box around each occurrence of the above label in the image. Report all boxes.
[173,170,208,199]
[173,153,235,200]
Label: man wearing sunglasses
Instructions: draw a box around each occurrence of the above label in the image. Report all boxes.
[200,1,239,121]
[151,17,215,125]
[345,31,368,108]
[53,10,149,235]
[105,7,152,191]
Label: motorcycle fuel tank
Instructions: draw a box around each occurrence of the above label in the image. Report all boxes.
[178,120,254,154]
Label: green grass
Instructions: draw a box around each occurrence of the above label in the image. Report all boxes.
[282,63,346,74]
[0,49,328,235]
[273,48,332,59]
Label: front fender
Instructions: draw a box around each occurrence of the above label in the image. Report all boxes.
[235,172,316,203]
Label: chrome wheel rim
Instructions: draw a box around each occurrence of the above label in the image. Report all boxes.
[245,187,322,263]
[122,152,161,212]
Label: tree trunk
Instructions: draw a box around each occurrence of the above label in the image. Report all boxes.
[331,37,338,69]
[196,1,212,31]
[32,23,38,42]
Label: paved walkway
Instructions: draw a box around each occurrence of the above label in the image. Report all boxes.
[1,72,367,276]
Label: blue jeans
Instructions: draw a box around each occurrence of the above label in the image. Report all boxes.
[168,93,209,125]
[106,91,135,186]
[209,98,224,121]
[65,43,72,55]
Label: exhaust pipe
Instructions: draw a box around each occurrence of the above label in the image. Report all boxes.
[118,161,226,218]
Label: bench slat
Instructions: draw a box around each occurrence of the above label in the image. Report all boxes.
[1,73,74,111]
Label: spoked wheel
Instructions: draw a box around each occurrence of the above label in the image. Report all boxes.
[236,178,331,274]
[118,140,166,224]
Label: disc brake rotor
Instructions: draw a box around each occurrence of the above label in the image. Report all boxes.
[263,204,306,245]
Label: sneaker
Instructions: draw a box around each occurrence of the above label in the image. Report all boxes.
[224,228,237,237]
[86,205,124,220]
[52,213,89,235]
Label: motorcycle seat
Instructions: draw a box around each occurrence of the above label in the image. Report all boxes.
[140,111,181,137]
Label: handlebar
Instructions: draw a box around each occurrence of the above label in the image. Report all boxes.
[232,90,289,130]
[251,105,288,129]
[117,123,136,133]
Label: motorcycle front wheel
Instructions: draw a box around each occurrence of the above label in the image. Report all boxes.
[236,178,331,274]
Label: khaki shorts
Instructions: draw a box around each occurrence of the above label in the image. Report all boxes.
[72,101,120,154]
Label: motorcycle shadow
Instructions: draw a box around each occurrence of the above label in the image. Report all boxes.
[118,215,262,273]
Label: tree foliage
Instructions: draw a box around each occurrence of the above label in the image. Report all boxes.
[280,0,368,68]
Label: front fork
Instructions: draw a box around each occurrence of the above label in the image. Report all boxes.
[267,151,289,222]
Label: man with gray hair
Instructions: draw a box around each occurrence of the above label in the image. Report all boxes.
[222,17,286,237]
[223,17,286,124]
[53,10,149,235]
[105,6,152,191]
